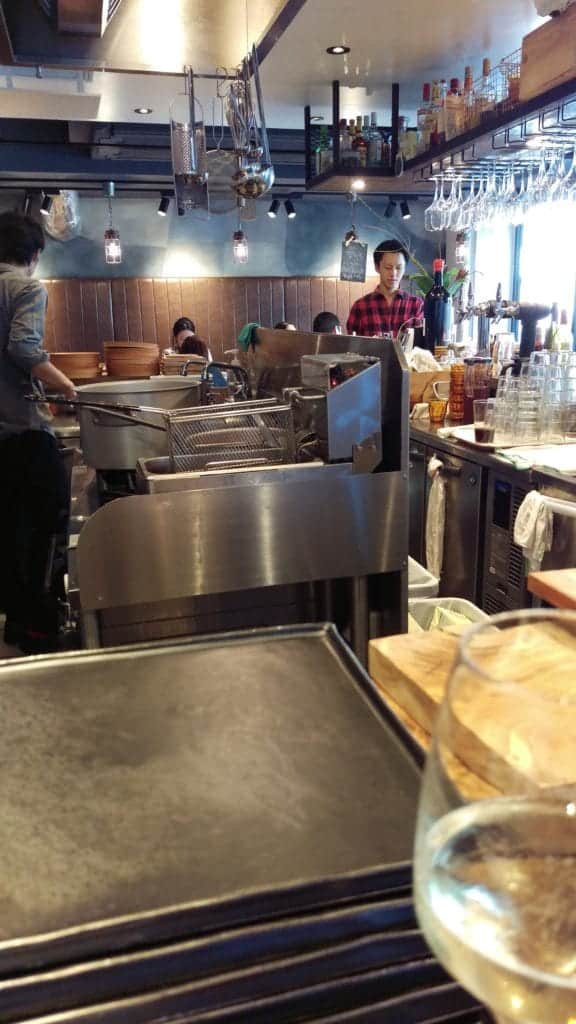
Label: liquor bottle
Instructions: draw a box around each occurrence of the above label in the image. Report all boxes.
[417,83,431,153]
[423,258,453,354]
[380,132,391,169]
[339,117,351,165]
[445,78,464,140]
[559,308,574,351]
[478,57,495,121]
[352,124,368,167]
[315,125,328,175]
[463,65,475,129]
[347,119,361,167]
[544,303,560,351]
[368,112,382,166]
[429,81,442,147]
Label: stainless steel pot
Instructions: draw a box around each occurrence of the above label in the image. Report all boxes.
[77,378,202,470]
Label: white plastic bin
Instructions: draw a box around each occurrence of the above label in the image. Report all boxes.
[408,557,439,599]
[408,597,489,634]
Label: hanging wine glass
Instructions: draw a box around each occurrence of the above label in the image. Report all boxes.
[425,177,441,232]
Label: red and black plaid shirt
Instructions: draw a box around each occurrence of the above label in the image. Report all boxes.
[346,289,424,338]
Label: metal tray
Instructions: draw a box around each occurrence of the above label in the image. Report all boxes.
[7,959,450,1023]
[0,918,428,1021]
[0,625,420,974]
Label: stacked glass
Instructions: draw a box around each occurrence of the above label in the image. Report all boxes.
[494,351,576,445]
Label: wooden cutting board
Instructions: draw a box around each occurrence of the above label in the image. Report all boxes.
[369,622,576,796]
[528,569,576,610]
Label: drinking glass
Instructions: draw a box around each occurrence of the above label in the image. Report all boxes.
[414,610,576,1024]
[428,398,448,424]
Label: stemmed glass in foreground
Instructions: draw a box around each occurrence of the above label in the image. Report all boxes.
[414,610,576,1024]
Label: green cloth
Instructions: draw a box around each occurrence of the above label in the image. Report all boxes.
[237,322,260,351]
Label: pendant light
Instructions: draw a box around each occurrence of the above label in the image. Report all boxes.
[232,226,249,264]
[104,181,122,265]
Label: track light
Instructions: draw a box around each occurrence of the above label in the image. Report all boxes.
[284,199,296,219]
[384,199,396,218]
[268,199,280,218]
[158,195,171,216]
[400,199,411,220]
[40,193,53,216]
[233,228,249,264]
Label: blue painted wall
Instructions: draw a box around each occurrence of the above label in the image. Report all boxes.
[2,193,439,279]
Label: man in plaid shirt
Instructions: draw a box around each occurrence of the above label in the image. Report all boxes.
[346,239,423,338]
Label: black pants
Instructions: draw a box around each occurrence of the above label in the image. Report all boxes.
[0,431,69,633]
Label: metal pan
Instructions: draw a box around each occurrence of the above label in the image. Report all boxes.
[0,625,420,975]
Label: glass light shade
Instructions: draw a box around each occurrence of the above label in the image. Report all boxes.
[104,228,122,265]
[232,229,249,264]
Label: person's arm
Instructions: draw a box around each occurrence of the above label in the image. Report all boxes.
[346,302,360,335]
[31,360,76,399]
[7,278,75,398]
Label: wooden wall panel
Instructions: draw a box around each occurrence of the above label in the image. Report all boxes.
[152,279,170,348]
[80,281,99,350]
[66,281,85,351]
[138,279,157,345]
[296,279,311,332]
[125,279,143,343]
[96,282,113,349]
[271,279,284,326]
[39,276,380,360]
[110,280,128,342]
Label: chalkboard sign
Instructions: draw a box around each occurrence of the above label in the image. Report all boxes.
[340,241,368,282]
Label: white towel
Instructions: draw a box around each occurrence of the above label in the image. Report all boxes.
[513,490,554,571]
[426,456,446,580]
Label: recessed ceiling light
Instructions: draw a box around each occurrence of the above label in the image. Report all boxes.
[134,106,153,115]
[310,115,324,123]
[351,178,366,191]
[326,45,350,55]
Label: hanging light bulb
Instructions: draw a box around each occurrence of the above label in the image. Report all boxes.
[233,227,249,264]
[103,182,122,264]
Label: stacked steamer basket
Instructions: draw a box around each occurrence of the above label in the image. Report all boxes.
[105,341,160,378]
[0,625,486,1024]
[50,351,101,382]
[161,351,207,375]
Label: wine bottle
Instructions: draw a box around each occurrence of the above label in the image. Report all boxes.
[423,259,453,354]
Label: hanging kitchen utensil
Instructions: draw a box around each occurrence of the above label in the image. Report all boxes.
[170,66,209,215]
[226,45,275,200]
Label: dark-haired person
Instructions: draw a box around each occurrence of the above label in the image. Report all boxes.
[346,240,423,338]
[0,211,75,653]
[312,311,341,334]
[274,321,296,331]
[171,317,212,361]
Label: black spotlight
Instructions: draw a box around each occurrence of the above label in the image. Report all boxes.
[285,199,296,219]
[268,199,280,218]
[40,194,53,216]
[400,199,411,220]
[158,195,171,216]
[384,199,396,218]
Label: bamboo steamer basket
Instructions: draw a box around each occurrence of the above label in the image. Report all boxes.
[105,341,160,378]
[50,351,101,380]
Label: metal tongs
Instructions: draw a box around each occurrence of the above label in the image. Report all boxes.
[25,394,168,432]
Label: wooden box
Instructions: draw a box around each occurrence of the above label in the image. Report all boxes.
[409,370,451,410]
[519,5,576,102]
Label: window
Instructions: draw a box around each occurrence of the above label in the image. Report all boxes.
[518,204,576,327]
[473,222,515,303]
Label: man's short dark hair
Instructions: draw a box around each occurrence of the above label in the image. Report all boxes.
[313,311,341,333]
[0,212,45,266]
[173,316,196,337]
[373,239,410,268]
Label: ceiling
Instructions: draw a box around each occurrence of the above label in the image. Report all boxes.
[0,0,543,128]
